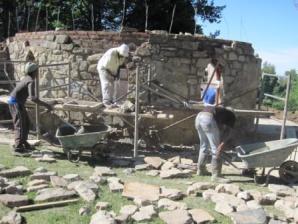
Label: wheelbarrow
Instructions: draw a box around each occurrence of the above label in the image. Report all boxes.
[56,124,112,162]
[222,138,298,185]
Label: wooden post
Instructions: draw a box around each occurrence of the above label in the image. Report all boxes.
[280,73,291,139]
[35,67,40,140]
[147,65,151,104]
[133,66,140,158]
[169,4,176,34]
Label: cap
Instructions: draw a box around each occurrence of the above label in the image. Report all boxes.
[24,62,38,75]
[117,44,129,57]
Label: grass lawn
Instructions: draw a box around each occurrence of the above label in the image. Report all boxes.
[0,144,284,224]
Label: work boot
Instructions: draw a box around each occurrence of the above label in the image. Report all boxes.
[211,157,231,183]
[197,150,211,176]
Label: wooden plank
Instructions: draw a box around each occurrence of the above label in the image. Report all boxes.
[15,199,79,212]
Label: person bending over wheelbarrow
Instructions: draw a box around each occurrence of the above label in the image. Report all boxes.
[195,83,236,182]
[7,62,52,155]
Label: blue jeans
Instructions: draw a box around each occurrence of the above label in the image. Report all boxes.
[195,112,220,162]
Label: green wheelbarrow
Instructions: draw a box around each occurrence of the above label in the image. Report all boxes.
[56,124,112,162]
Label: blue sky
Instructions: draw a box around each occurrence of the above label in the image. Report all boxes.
[201,0,298,75]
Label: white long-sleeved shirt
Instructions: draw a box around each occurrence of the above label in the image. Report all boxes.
[97,47,126,76]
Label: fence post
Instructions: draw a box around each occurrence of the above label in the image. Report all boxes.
[133,66,140,158]
[280,73,291,139]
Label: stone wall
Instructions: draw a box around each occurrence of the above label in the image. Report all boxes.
[2,31,262,144]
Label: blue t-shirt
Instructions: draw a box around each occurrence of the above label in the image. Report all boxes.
[203,87,216,105]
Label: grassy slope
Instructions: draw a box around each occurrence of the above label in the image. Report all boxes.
[0,144,283,224]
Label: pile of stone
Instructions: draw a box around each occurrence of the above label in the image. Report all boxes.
[31,150,56,163]
[135,156,196,179]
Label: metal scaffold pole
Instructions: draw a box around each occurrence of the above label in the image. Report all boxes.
[280,73,291,139]
[133,66,140,158]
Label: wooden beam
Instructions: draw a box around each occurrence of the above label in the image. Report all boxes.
[15,199,80,212]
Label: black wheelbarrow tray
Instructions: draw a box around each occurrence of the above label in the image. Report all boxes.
[56,124,111,162]
[226,138,298,185]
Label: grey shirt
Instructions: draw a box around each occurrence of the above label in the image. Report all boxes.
[10,75,37,105]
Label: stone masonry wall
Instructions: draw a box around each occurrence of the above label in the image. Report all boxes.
[3,31,262,141]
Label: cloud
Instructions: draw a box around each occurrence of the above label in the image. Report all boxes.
[257,48,298,75]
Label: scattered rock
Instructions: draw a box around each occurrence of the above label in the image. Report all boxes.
[120,204,138,216]
[159,209,193,224]
[160,186,184,200]
[180,158,193,165]
[27,179,48,187]
[95,202,110,210]
[168,156,181,164]
[0,194,29,208]
[89,175,107,184]
[35,188,77,203]
[27,184,49,192]
[211,193,245,209]
[215,183,241,195]
[215,202,234,215]
[50,176,68,188]
[0,211,25,224]
[134,164,151,171]
[230,208,267,224]
[268,219,287,224]
[5,185,23,195]
[161,161,175,170]
[268,184,295,197]
[114,213,129,224]
[187,182,216,195]
[293,208,298,222]
[160,168,191,179]
[30,171,57,181]
[189,209,214,224]
[34,167,47,173]
[202,189,217,200]
[133,197,152,207]
[146,170,160,177]
[246,200,262,209]
[79,206,91,216]
[0,166,31,178]
[122,182,160,202]
[63,174,82,182]
[246,190,263,203]
[144,157,164,169]
[158,198,187,210]
[89,211,116,224]
[75,183,96,202]
[122,168,135,175]
[108,178,124,193]
[93,167,116,177]
[237,191,252,201]
[131,205,156,222]
[35,155,56,163]
[55,35,70,44]
[260,193,277,205]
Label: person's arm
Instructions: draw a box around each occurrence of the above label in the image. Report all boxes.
[28,81,52,111]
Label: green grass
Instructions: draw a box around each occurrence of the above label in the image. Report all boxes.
[0,144,285,223]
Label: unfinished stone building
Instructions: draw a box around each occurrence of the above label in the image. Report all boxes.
[0,31,262,145]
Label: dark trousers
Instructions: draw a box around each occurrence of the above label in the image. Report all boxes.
[9,104,30,149]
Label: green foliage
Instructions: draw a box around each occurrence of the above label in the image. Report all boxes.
[0,0,225,39]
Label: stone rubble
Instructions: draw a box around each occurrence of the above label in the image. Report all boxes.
[0,211,25,224]
[131,205,156,222]
[0,194,29,208]
[93,166,116,177]
[35,188,77,203]
[122,182,160,202]
[95,202,110,210]
[159,209,193,224]
[144,156,164,169]
[0,166,31,178]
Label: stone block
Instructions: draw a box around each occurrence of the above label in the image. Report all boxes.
[122,182,160,202]
[144,157,164,169]
[35,188,77,203]
[56,35,70,44]
[79,61,88,71]
[46,35,55,41]
[61,43,74,51]
[0,194,29,208]
[0,166,31,178]
[159,209,192,224]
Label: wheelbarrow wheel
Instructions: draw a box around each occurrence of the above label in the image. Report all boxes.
[279,160,298,184]
[66,150,81,163]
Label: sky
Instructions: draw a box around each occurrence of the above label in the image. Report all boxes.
[201,0,298,75]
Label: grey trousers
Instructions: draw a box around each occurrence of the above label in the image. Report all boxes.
[9,104,30,148]
[98,68,115,104]
[195,112,220,164]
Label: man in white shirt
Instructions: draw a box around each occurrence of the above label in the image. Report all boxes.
[97,44,129,108]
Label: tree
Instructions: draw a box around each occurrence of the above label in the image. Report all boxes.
[0,0,225,38]
[262,62,277,95]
